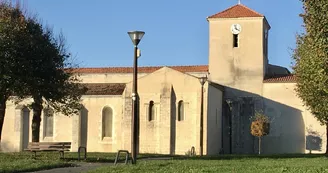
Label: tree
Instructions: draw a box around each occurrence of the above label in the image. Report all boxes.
[250,111,270,155]
[292,0,328,154]
[0,1,28,141]
[0,1,85,143]
[21,18,86,142]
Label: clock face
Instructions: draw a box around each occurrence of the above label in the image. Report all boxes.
[231,24,242,34]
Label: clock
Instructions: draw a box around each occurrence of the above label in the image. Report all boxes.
[231,24,242,34]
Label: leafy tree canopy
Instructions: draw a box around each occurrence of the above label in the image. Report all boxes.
[292,0,328,154]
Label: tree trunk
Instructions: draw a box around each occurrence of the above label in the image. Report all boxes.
[31,98,43,142]
[0,96,7,142]
[258,137,261,155]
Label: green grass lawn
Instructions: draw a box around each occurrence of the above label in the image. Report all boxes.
[0,151,172,173]
[0,152,327,173]
[0,152,71,173]
[0,152,118,173]
[90,155,328,173]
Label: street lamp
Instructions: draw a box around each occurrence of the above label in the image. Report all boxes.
[199,75,207,156]
[127,30,145,164]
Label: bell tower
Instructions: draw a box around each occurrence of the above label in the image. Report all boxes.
[207,4,270,96]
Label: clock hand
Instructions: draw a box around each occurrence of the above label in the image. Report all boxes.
[234,25,239,31]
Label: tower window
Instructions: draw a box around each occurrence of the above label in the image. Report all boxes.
[233,34,239,48]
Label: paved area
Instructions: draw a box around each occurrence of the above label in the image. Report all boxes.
[25,162,113,173]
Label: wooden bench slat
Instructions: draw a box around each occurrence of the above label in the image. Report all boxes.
[26,142,71,152]
[28,142,71,145]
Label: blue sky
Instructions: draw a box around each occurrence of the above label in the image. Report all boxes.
[26,0,303,70]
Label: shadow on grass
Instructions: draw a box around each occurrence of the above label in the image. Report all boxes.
[60,153,328,163]
[4,152,327,165]
[13,163,75,173]
[173,154,327,161]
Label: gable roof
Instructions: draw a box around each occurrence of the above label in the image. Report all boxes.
[127,66,203,86]
[263,75,296,83]
[73,65,208,74]
[83,83,126,95]
[208,4,263,19]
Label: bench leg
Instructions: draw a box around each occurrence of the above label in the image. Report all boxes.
[125,153,129,165]
[114,152,120,165]
[59,151,64,159]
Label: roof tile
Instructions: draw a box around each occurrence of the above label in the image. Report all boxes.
[208,4,263,19]
[82,83,126,95]
[263,75,296,83]
[73,65,208,74]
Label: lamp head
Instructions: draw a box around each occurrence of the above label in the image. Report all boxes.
[199,76,207,85]
[128,31,145,46]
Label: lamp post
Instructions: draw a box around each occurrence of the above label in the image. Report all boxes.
[199,76,207,156]
[127,31,145,164]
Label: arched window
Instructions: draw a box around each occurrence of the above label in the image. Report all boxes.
[178,100,184,121]
[43,108,54,137]
[148,101,155,121]
[102,107,113,138]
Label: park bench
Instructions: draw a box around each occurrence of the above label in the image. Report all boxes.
[114,150,131,165]
[25,142,72,159]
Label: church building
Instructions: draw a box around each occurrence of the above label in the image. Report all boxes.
[1,4,326,155]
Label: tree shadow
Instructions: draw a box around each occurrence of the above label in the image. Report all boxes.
[222,86,305,154]
[80,106,88,149]
[306,127,322,153]
[170,87,176,155]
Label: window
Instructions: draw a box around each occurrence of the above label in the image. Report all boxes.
[178,100,184,121]
[43,108,54,137]
[233,34,239,48]
[102,107,113,138]
[148,101,155,121]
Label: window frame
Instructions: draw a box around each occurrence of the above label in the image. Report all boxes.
[43,108,54,139]
[102,106,113,139]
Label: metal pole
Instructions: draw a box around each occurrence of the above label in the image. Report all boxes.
[200,84,204,156]
[131,46,138,164]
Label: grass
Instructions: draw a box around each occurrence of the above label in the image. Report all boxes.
[0,152,118,173]
[0,152,72,173]
[0,151,174,173]
[0,152,327,173]
[90,154,328,173]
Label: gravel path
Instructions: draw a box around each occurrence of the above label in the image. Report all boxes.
[25,162,113,173]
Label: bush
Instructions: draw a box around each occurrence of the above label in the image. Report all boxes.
[250,111,270,154]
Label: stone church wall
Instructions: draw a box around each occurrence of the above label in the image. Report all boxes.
[79,72,207,84]
[78,96,123,152]
[223,82,326,154]
[262,83,326,154]
[0,95,124,153]
[206,84,223,155]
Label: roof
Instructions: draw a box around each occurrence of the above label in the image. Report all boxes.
[263,75,296,83]
[73,65,208,74]
[208,4,263,19]
[83,83,126,95]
